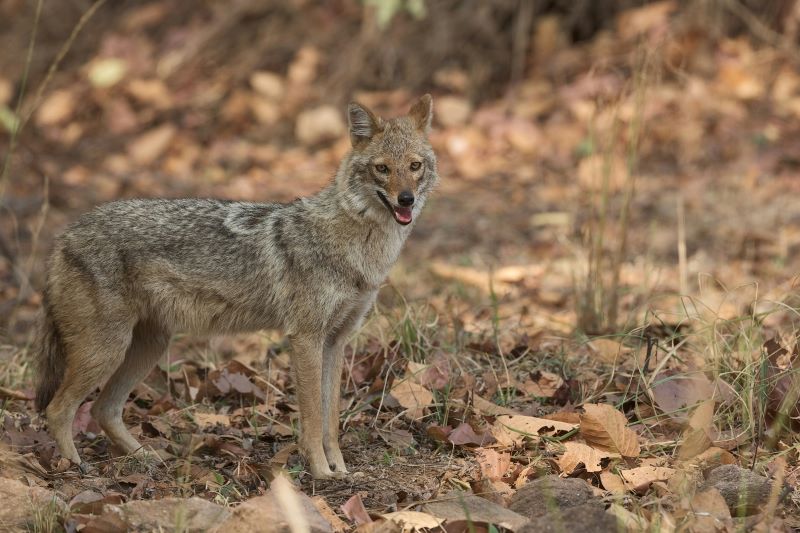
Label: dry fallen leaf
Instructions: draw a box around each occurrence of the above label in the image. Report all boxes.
[381,511,444,531]
[193,413,231,430]
[390,380,434,420]
[687,446,737,470]
[448,423,495,446]
[557,441,620,474]
[649,372,715,423]
[677,399,714,460]
[342,493,372,525]
[472,395,522,416]
[312,496,348,533]
[588,338,630,365]
[619,466,676,492]
[492,414,577,447]
[599,470,628,495]
[580,403,640,457]
[607,503,650,531]
[475,448,511,480]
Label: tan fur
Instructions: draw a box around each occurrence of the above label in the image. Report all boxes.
[34,96,438,479]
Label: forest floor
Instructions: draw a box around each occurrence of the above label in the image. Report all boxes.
[2,2,800,532]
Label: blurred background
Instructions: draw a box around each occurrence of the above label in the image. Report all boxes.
[1,0,799,342]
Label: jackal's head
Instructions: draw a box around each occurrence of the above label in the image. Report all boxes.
[342,95,438,226]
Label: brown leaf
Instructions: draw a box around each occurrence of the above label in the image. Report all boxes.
[677,399,715,461]
[448,423,495,447]
[492,415,577,447]
[619,466,675,492]
[475,448,511,481]
[381,511,444,530]
[520,370,564,398]
[342,494,372,525]
[390,380,433,420]
[211,368,266,401]
[312,496,348,533]
[650,371,715,422]
[472,395,522,416]
[579,403,640,457]
[194,413,231,430]
[588,338,630,365]
[557,441,619,474]
[599,471,628,495]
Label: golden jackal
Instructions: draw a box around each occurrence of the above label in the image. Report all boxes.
[34,95,437,479]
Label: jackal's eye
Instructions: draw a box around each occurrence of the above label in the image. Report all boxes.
[410,161,422,171]
[375,164,389,173]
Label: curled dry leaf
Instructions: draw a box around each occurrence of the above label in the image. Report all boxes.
[579,403,640,457]
[492,414,577,447]
[557,441,620,474]
[342,493,372,525]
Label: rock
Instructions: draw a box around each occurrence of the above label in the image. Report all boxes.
[509,476,601,520]
[250,71,285,101]
[295,105,345,146]
[0,477,67,532]
[435,96,472,128]
[519,503,618,533]
[700,465,774,516]
[93,497,230,532]
[213,489,333,533]
[422,491,529,532]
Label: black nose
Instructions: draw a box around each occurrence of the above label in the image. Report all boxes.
[398,191,415,207]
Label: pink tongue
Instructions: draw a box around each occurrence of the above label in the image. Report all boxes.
[394,206,413,223]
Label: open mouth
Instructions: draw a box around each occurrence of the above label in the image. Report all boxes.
[376,191,413,225]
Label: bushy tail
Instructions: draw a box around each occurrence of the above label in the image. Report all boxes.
[34,300,66,412]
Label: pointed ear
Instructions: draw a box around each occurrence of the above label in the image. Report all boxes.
[348,102,382,147]
[408,94,433,133]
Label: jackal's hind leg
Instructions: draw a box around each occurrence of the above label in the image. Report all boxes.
[92,320,170,457]
[46,326,133,466]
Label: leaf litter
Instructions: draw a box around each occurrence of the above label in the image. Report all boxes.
[2,1,800,531]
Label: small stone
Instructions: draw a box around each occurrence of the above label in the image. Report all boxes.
[519,503,618,533]
[700,465,774,516]
[0,477,67,532]
[509,475,600,520]
[423,491,529,532]
[99,497,230,532]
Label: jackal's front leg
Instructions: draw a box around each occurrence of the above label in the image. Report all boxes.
[322,340,347,474]
[289,333,341,479]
